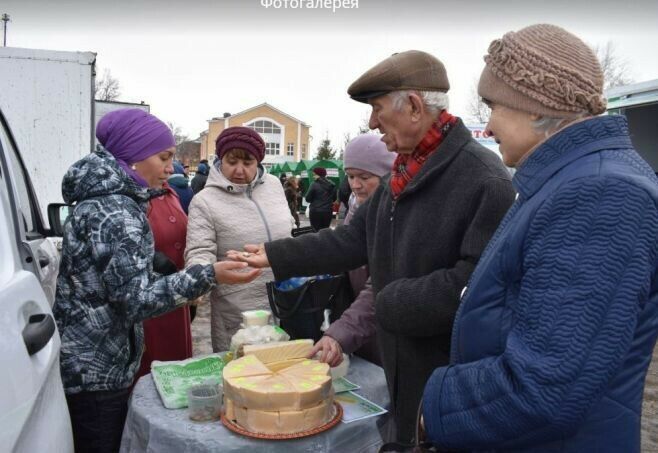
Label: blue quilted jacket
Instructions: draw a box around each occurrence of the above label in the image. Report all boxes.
[54,150,216,394]
[422,115,658,452]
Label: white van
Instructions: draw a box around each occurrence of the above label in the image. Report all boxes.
[0,109,73,452]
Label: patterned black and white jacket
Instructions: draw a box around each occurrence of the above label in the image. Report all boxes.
[53,149,215,394]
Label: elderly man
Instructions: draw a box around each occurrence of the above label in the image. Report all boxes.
[229,50,515,444]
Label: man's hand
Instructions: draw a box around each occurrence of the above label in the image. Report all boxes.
[309,336,343,367]
[213,260,261,284]
[226,243,271,269]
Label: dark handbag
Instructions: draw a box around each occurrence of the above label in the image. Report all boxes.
[266,274,353,342]
[291,226,315,237]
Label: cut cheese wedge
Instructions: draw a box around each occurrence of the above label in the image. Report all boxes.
[225,396,334,435]
[224,371,332,411]
[279,359,330,377]
[267,358,306,372]
[223,354,272,379]
[242,339,313,364]
[223,350,332,411]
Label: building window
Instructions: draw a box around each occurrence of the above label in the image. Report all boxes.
[265,142,280,155]
[301,144,307,159]
[287,143,294,157]
[246,119,282,158]
[249,120,281,134]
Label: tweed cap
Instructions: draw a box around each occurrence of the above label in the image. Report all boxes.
[348,50,450,103]
[215,126,265,162]
[478,24,606,118]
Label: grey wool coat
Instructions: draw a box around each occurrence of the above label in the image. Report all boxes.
[264,119,516,444]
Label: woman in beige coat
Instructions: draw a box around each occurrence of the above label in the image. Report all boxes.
[185,127,294,351]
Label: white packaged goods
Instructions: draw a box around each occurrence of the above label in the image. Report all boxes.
[229,325,290,358]
[330,354,350,379]
[242,309,271,327]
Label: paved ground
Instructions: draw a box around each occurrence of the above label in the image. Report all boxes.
[190,214,658,451]
[642,347,658,451]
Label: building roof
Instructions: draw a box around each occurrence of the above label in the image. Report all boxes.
[95,99,150,108]
[208,102,310,127]
[606,79,658,110]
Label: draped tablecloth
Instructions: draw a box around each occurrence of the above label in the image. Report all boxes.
[120,355,390,452]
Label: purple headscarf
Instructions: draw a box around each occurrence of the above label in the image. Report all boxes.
[96,108,175,187]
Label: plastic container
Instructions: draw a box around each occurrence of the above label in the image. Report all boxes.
[242,309,271,327]
[330,354,350,379]
[187,382,222,422]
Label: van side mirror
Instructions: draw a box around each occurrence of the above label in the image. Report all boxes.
[47,203,72,236]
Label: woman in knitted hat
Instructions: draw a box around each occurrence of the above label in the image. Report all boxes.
[306,166,337,231]
[309,134,396,368]
[53,109,259,452]
[185,126,295,352]
[422,24,658,452]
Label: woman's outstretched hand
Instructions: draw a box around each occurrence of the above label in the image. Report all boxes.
[226,243,271,269]
[213,260,261,284]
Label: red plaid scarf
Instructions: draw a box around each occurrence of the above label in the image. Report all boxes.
[390,110,458,199]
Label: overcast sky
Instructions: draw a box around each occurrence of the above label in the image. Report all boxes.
[3,0,658,155]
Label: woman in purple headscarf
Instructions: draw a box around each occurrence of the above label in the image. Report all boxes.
[53,109,261,453]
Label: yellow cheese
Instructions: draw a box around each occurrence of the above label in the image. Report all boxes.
[225,373,330,411]
[267,358,306,372]
[223,354,272,379]
[225,396,334,435]
[222,353,332,411]
[242,339,313,364]
[278,359,330,377]
[283,374,333,409]
[225,397,235,420]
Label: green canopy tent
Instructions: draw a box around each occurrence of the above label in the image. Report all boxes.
[294,160,344,210]
[287,161,304,177]
[310,160,344,187]
[279,161,296,179]
[268,163,282,177]
[297,160,318,197]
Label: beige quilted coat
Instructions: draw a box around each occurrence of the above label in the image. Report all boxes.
[185,163,294,351]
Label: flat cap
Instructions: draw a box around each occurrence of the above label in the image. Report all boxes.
[347,50,450,103]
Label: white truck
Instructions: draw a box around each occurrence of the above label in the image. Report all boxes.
[0,46,96,226]
[0,106,73,451]
[606,79,658,170]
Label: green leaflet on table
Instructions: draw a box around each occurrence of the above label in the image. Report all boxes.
[151,353,226,409]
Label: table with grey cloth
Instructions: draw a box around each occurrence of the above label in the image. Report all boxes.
[120,355,390,453]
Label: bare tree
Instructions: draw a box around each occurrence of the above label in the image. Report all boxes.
[337,132,352,160]
[94,68,121,101]
[166,121,188,146]
[466,78,490,124]
[358,114,371,134]
[594,41,634,91]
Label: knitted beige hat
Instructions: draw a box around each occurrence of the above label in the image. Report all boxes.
[478,24,607,118]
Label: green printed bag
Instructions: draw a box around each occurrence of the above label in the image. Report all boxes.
[151,354,226,409]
